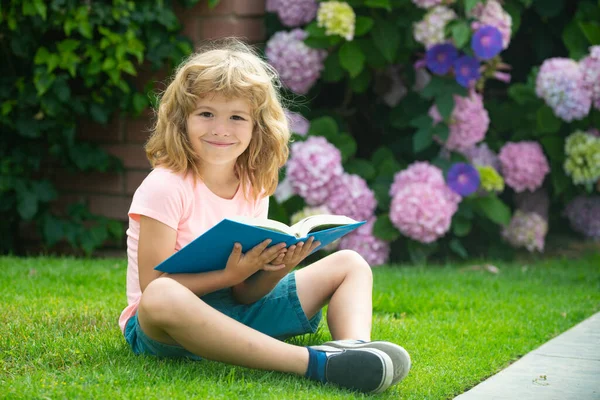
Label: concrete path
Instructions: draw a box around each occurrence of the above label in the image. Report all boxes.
[455,312,600,400]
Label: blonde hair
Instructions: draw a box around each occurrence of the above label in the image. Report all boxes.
[145,38,290,201]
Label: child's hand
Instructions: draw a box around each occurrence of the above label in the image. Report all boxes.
[262,236,321,275]
[224,240,286,285]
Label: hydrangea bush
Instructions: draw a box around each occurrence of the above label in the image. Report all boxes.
[263,0,600,264]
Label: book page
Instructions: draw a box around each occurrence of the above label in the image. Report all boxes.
[228,216,295,236]
[290,214,359,237]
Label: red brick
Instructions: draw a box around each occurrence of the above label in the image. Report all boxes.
[78,113,124,144]
[126,110,155,144]
[199,17,265,42]
[103,144,150,169]
[89,195,131,221]
[234,0,265,16]
[126,170,150,195]
[54,170,124,195]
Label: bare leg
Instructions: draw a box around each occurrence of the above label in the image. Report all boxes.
[294,250,373,341]
[137,277,309,375]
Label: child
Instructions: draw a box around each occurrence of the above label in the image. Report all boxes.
[119,38,411,394]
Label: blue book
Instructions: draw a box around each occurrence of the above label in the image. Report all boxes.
[154,215,366,274]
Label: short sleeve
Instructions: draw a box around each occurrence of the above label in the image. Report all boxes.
[128,168,187,230]
[253,195,270,219]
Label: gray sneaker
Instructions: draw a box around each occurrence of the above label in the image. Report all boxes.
[319,340,411,385]
[310,346,394,394]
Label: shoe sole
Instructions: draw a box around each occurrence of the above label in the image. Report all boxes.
[312,346,394,394]
[321,341,411,385]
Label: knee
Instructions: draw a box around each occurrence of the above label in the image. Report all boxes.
[335,249,373,281]
[138,277,189,326]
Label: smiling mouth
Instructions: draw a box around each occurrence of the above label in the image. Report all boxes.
[204,140,235,147]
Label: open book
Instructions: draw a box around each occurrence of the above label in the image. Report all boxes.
[154,214,365,274]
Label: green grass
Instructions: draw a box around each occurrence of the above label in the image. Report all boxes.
[1,252,599,399]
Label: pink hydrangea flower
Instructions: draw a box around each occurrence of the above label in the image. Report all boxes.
[390,161,461,204]
[389,182,459,243]
[339,218,390,266]
[265,29,327,95]
[268,0,318,27]
[535,58,591,122]
[285,110,310,136]
[498,141,550,193]
[411,0,443,9]
[326,173,377,221]
[286,136,343,205]
[429,91,490,152]
[580,46,600,111]
[502,210,548,252]
[470,0,512,49]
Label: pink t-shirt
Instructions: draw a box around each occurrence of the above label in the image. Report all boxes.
[118,167,269,333]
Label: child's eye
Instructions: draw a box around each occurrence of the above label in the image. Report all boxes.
[231,115,246,121]
[198,111,213,118]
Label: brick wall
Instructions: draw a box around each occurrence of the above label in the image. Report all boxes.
[51,0,266,249]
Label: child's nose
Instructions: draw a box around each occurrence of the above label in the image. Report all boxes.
[211,120,230,136]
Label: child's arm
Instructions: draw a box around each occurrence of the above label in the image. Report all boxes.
[138,216,235,295]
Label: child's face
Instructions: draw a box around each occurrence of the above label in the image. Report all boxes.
[187,93,254,172]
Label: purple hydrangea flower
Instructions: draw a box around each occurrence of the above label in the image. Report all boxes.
[471,25,503,60]
[535,58,591,122]
[269,0,318,27]
[454,56,481,88]
[339,218,390,266]
[426,43,458,75]
[462,143,501,171]
[286,136,344,205]
[564,195,600,240]
[446,163,480,196]
[265,29,327,95]
[325,173,377,221]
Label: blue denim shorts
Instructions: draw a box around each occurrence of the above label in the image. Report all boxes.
[124,272,322,360]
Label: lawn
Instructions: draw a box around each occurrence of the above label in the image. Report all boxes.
[1,252,599,399]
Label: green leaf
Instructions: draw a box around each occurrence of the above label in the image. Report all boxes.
[472,195,512,226]
[16,185,38,220]
[508,83,537,105]
[451,21,471,49]
[309,116,338,137]
[304,37,332,49]
[42,214,64,247]
[132,92,148,114]
[407,240,438,264]
[349,69,371,93]
[432,123,450,142]
[540,136,564,162]
[32,180,57,202]
[208,0,221,8]
[305,22,327,38]
[452,216,472,237]
[355,17,374,37]
[413,126,433,153]
[563,21,590,59]
[329,133,357,162]
[322,53,345,83]
[579,22,600,45]
[464,0,482,13]
[536,105,562,134]
[89,103,110,124]
[373,214,400,241]
[449,238,468,259]
[409,114,433,129]
[372,183,391,211]
[436,93,455,121]
[551,163,570,195]
[364,0,391,10]
[344,158,377,181]
[339,41,365,78]
[372,18,400,62]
